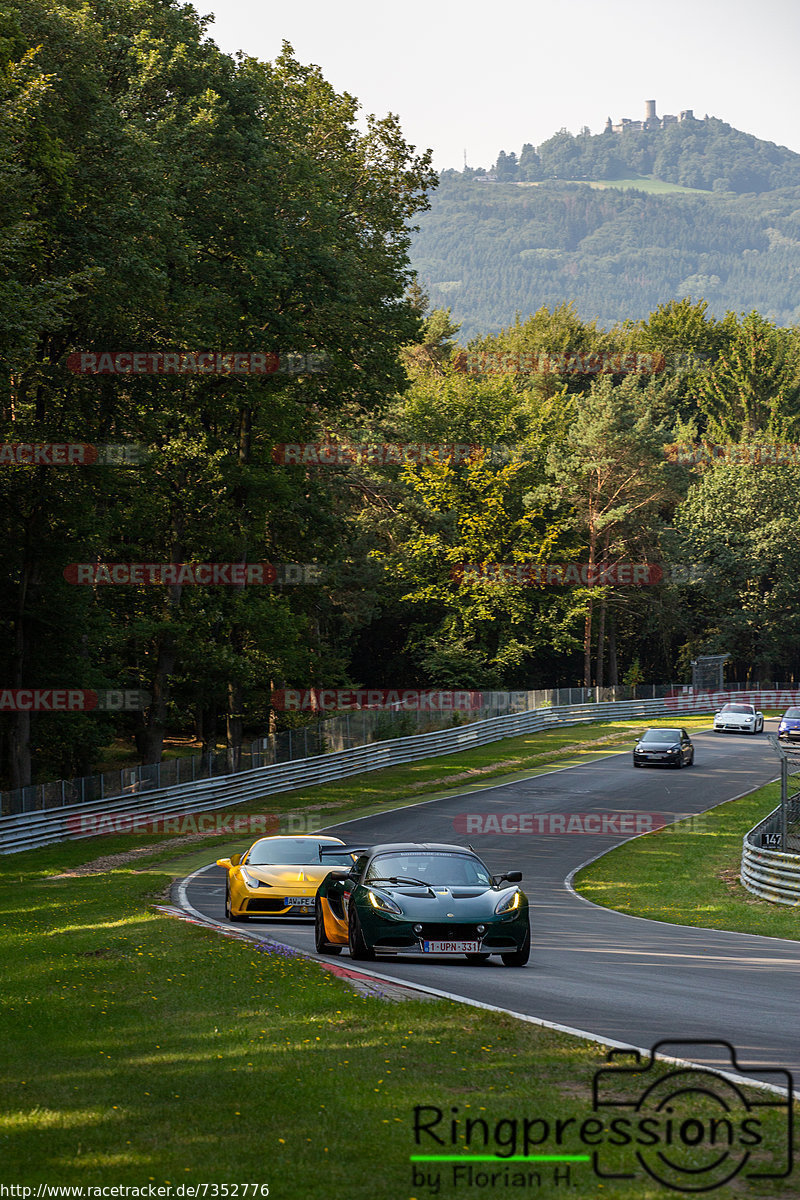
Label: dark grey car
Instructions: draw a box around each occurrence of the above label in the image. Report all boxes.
[633,727,694,768]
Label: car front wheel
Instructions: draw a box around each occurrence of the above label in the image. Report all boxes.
[315,901,342,956]
[226,883,247,923]
[501,925,530,967]
[348,906,375,961]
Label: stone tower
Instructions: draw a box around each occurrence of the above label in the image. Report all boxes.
[645,99,657,123]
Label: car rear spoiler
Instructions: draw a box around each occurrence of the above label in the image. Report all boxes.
[317,845,370,860]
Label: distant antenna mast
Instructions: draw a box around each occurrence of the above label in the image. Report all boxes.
[463,147,467,170]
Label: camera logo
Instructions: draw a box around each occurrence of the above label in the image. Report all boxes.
[592,1040,792,1191]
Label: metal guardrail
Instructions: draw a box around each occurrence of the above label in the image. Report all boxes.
[740,747,800,905]
[6,679,792,818]
[0,683,688,818]
[0,694,707,855]
[740,829,800,906]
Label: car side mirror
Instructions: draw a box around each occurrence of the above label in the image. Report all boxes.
[491,870,522,886]
[230,853,242,867]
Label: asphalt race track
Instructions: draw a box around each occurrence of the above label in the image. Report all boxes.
[180,725,800,1086]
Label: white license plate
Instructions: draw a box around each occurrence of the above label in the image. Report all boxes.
[422,940,480,954]
[284,897,315,908]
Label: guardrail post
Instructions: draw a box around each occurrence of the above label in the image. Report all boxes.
[781,756,788,852]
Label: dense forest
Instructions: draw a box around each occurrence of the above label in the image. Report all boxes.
[4,0,800,788]
[412,118,800,338]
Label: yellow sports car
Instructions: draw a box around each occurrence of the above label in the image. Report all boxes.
[217,834,359,922]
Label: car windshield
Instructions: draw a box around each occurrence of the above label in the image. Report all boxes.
[784,708,800,719]
[318,849,361,867]
[366,853,491,887]
[722,704,754,715]
[246,838,341,866]
[641,729,681,742]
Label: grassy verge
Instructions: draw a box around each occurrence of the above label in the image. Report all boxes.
[5,716,796,1194]
[1,843,792,1196]
[38,715,716,877]
[573,777,800,939]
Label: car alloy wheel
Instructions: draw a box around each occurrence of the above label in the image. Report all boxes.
[348,905,375,961]
[501,924,530,967]
[315,901,342,956]
[226,883,247,923]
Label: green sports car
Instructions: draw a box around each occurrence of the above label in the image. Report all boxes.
[314,841,530,966]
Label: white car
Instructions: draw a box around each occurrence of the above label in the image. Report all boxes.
[713,702,764,734]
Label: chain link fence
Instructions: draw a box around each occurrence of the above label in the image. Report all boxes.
[2,679,795,817]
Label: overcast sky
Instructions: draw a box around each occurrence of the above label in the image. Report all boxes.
[203,0,800,172]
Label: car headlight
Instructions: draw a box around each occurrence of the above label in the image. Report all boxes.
[495,889,521,915]
[367,889,402,915]
[667,746,679,753]
[241,868,260,889]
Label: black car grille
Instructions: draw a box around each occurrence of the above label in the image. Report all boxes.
[246,898,294,912]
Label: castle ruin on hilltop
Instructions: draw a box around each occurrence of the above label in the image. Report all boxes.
[605,100,697,134]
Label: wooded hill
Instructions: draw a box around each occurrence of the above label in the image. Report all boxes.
[412,119,800,339]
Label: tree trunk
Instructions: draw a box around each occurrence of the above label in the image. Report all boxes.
[135,632,177,764]
[596,593,607,690]
[583,524,597,688]
[8,561,35,789]
[226,679,242,773]
[608,613,618,687]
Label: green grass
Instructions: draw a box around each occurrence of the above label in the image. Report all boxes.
[0,842,793,1196]
[574,777,800,937]
[585,176,710,194]
[48,715,718,875]
[4,715,795,1193]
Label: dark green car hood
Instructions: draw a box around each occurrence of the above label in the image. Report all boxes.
[359,884,522,919]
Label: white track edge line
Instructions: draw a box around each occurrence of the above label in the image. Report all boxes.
[563,777,800,947]
[173,864,791,1098]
